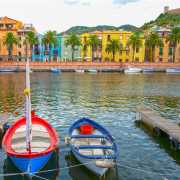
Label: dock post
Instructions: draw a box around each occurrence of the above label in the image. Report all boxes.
[170,137,180,150]
[136,111,141,121]
[153,127,161,137]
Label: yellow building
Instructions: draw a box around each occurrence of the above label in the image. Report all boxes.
[0,16,23,61]
[81,30,145,62]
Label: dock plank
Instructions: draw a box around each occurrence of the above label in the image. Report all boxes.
[136,107,180,144]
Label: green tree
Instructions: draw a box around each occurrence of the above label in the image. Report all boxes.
[65,34,81,61]
[82,41,88,61]
[166,27,180,62]
[24,31,38,61]
[145,32,163,62]
[105,39,121,62]
[3,32,18,61]
[128,32,143,62]
[88,35,101,61]
[42,31,57,61]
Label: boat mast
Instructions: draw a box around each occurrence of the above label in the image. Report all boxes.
[24,57,32,153]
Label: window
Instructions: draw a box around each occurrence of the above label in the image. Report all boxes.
[18,44,22,48]
[84,36,87,42]
[159,47,163,56]
[119,59,122,62]
[136,47,139,53]
[0,24,3,28]
[6,24,13,30]
[126,59,129,62]
[159,58,163,62]
[135,57,139,62]
[120,51,122,55]
[107,35,111,41]
[169,47,173,56]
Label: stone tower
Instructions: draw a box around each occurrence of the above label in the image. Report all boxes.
[164,6,170,13]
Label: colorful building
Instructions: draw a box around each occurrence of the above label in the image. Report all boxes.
[0,16,23,61]
[152,27,180,63]
[17,24,37,61]
[61,34,81,61]
[81,30,145,63]
[32,34,62,62]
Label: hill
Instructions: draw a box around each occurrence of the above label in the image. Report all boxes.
[141,12,180,30]
[62,24,139,34]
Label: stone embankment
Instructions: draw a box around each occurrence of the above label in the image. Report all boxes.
[0,62,180,71]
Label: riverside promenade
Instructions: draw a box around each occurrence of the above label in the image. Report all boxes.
[0,62,180,71]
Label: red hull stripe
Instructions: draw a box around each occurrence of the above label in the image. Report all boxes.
[2,115,59,158]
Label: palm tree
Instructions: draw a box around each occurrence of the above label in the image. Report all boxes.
[42,31,57,61]
[24,31,38,61]
[81,38,89,61]
[166,27,180,63]
[128,32,142,62]
[3,32,18,61]
[65,34,81,61]
[105,39,121,62]
[145,32,163,62]
[88,35,101,61]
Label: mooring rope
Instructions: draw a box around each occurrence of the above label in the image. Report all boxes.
[115,161,180,178]
[1,159,180,179]
[33,174,49,180]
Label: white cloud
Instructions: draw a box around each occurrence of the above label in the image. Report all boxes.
[0,0,179,33]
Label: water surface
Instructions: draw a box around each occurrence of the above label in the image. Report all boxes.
[0,72,180,180]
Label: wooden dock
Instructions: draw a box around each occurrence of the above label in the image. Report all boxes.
[136,107,180,150]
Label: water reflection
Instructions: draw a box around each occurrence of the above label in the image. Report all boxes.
[3,150,59,180]
[135,122,180,163]
[0,72,180,180]
[65,152,119,180]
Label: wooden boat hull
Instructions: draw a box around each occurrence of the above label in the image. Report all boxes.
[75,70,85,73]
[69,118,117,176]
[124,68,142,74]
[87,69,97,73]
[2,113,59,175]
[0,69,17,72]
[143,68,155,73]
[166,68,180,73]
[51,68,61,73]
[73,151,108,176]
[10,151,53,174]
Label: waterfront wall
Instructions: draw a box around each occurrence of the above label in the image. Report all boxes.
[0,62,180,71]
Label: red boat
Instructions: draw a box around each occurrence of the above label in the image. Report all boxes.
[2,59,59,176]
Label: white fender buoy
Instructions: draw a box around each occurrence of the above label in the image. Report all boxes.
[95,160,115,168]
[65,136,70,145]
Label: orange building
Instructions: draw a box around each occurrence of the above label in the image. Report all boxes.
[17,24,37,61]
[0,16,23,61]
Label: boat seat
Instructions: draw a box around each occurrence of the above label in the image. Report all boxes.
[12,140,50,153]
[79,149,93,156]
[15,125,48,133]
[71,134,107,139]
[12,130,49,139]
[78,145,113,150]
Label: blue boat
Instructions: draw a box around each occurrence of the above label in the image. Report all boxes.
[69,118,117,176]
[166,68,180,74]
[143,68,155,73]
[51,68,61,73]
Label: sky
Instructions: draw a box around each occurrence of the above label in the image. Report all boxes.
[0,0,180,33]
